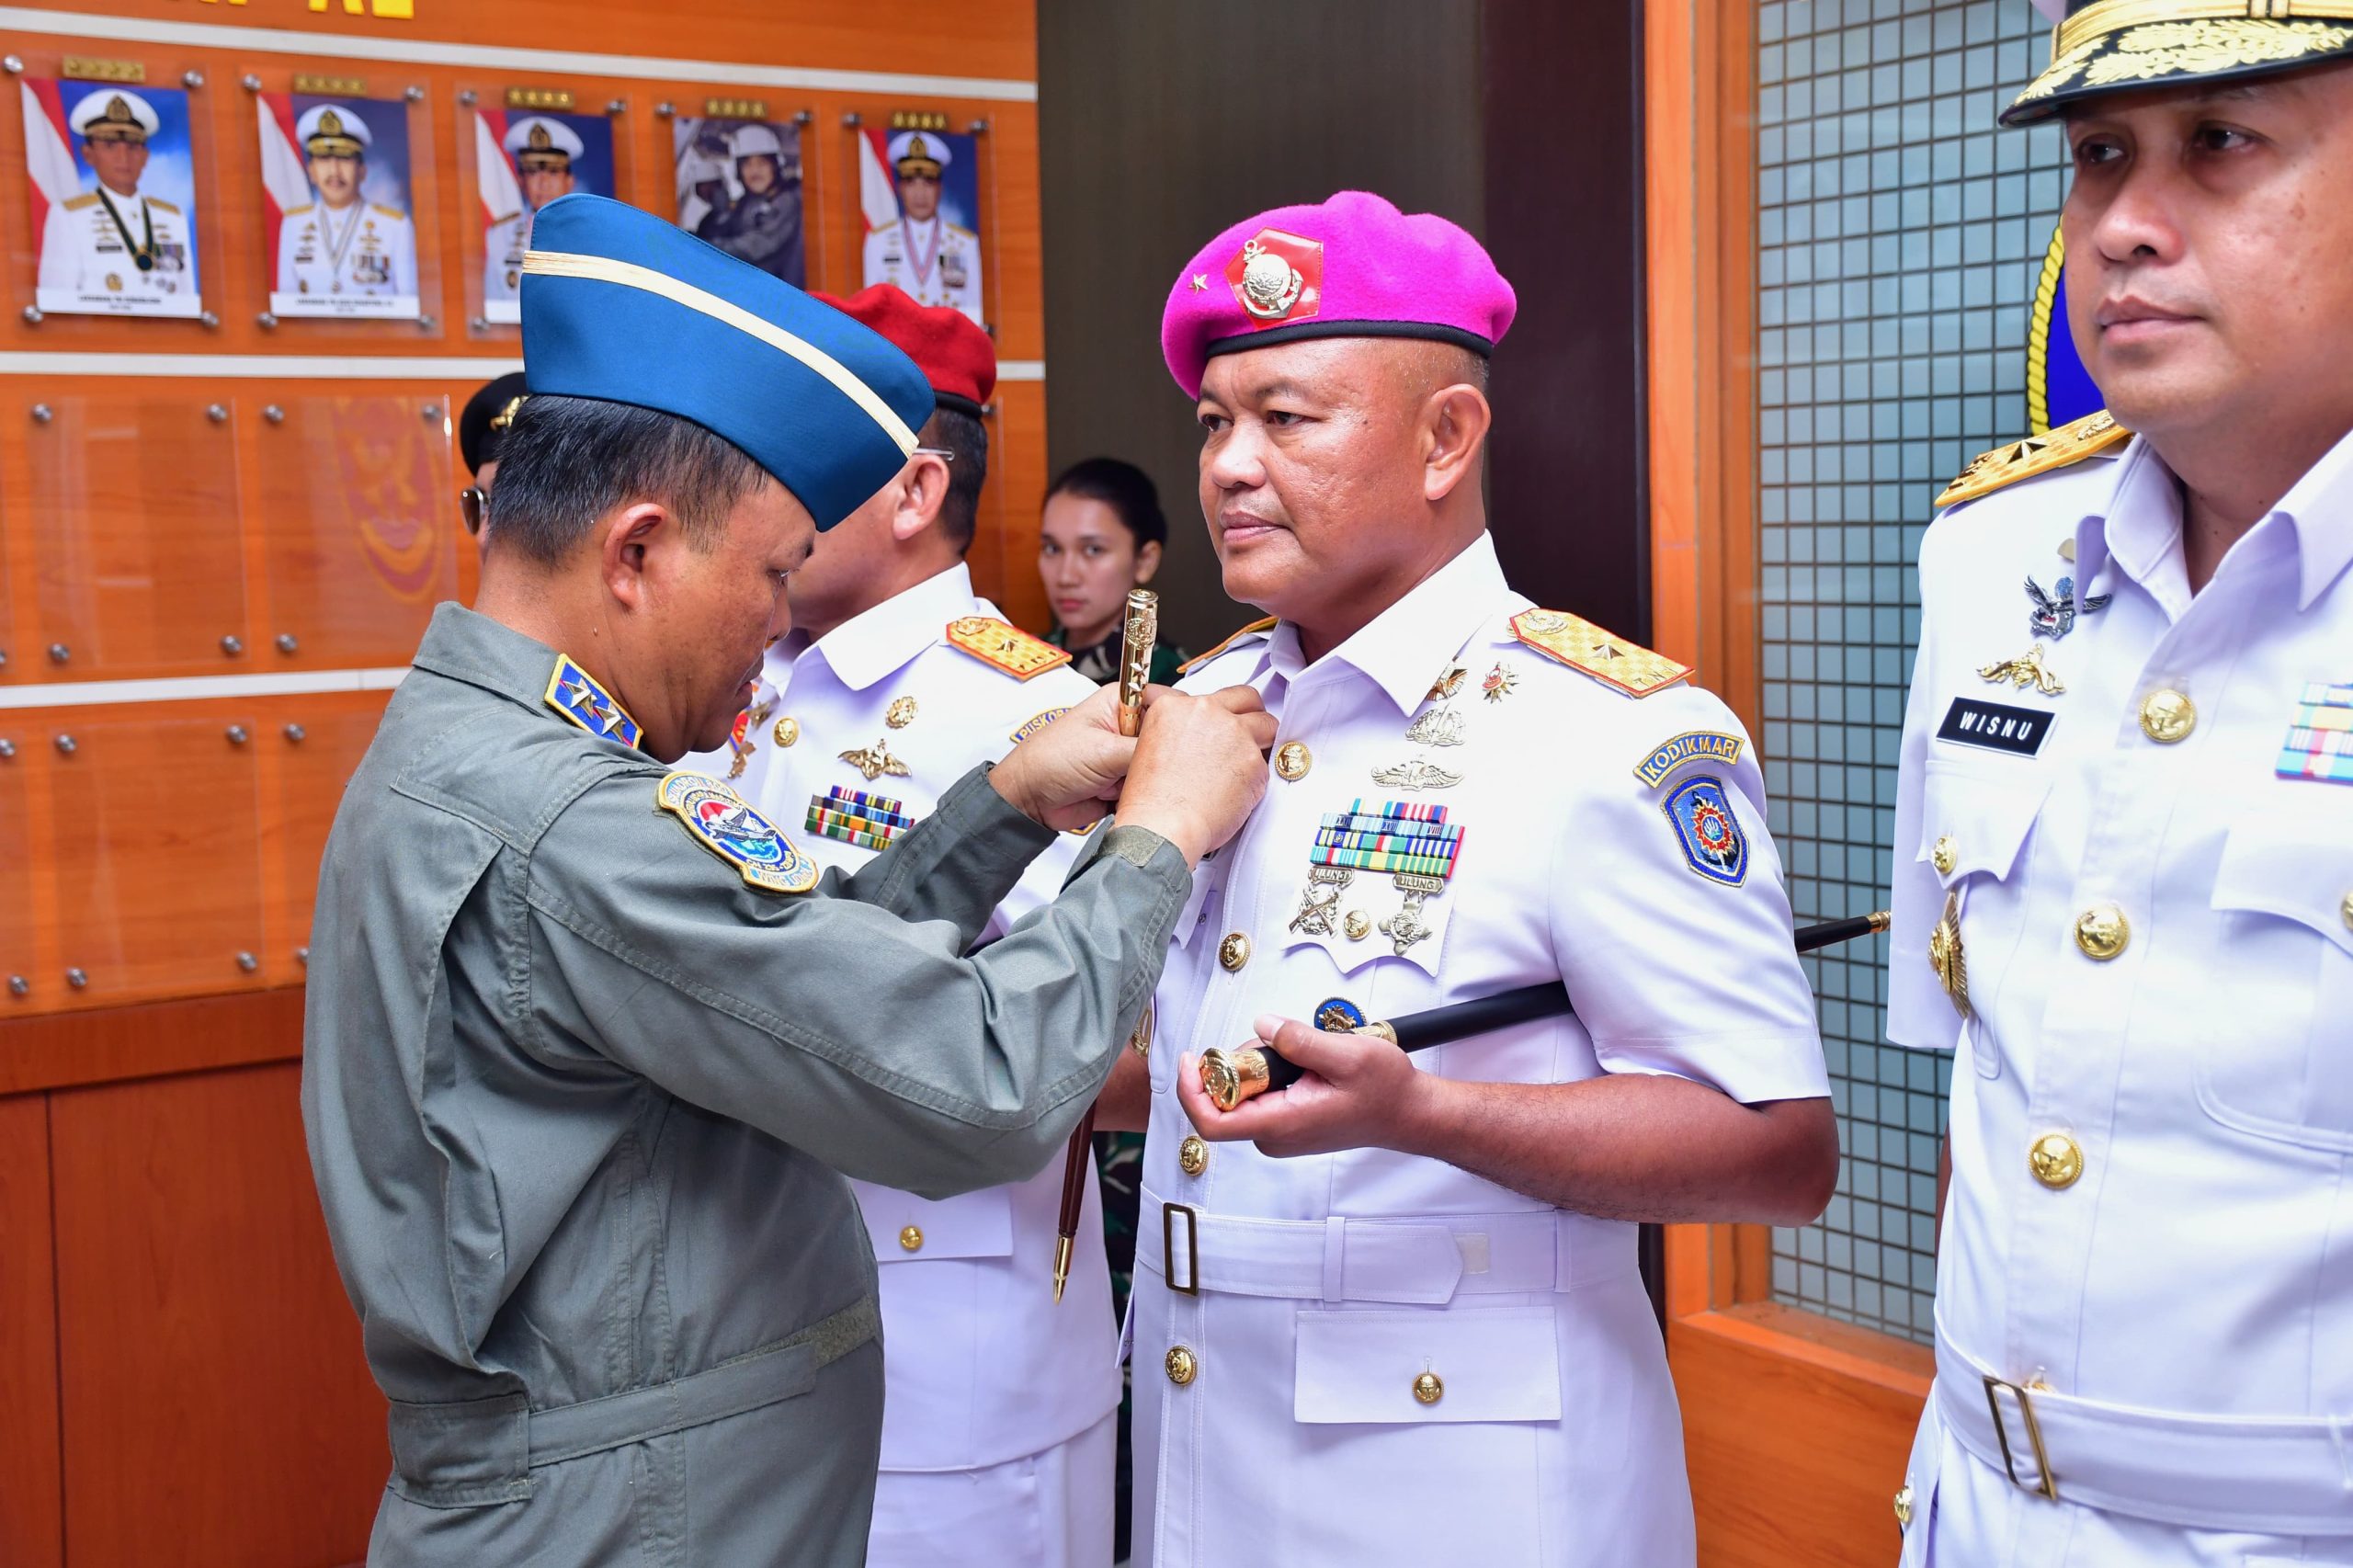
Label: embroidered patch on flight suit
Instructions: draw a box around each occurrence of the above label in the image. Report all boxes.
[2277,682,2353,783]
[943,617,1073,681]
[656,772,820,893]
[1009,706,1072,744]
[807,785,919,849]
[1663,776,1748,886]
[1512,609,1689,698]
[1633,731,1744,788]
[544,655,642,749]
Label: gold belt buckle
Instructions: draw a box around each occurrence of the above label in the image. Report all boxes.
[1980,1374,2059,1501]
[1163,1201,1199,1297]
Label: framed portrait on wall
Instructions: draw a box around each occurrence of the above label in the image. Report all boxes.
[858,123,981,324]
[257,92,420,319]
[21,77,203,318]
[474,105,613,324]
[674,114,803,288]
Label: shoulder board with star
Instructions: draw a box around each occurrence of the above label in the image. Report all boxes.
[1512,608,1689,699]
[63,192,101,211]
[147,198,180,215]
[1177,616,1278,676]
[1935,409,2130,510]
[285,201,313,217]
[943,616,1072,680]
[372,203,405,220]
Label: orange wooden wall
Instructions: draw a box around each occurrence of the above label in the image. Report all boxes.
[0,4,1043,1562]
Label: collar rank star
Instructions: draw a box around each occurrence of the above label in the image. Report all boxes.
[544,655,642,749]
[1663,776,1748,886]
[2278,681,2353,785]
[656,773,820,893]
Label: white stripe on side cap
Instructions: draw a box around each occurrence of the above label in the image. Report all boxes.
[521,250,919,455]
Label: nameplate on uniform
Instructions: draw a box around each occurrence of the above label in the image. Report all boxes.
[1937,697,2052,757]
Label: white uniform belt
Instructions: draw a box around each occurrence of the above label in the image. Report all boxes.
[1935,1325,2353,1535]
[1138,1189,1634,1304]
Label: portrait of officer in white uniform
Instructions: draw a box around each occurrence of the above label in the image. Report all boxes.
[270,102,419,318]
[483,113,595,323]
[1888,5,2353,1564]
[1096,190,1837,1568]
[32,86,199,317]
[862,131,983,325]
[689,281,1117,1568]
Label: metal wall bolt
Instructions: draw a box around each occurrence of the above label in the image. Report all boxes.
[263,405,285,424]
[294,947,310,967]
[654,101,675,118]
[967,118,990,134]
[182,69,205,89]
[256,312,278,329]
[283,723,306,743]
[235,951,259,973]
[225,724,250,745]
[46,643,68,664]
[794,109,813,126]
[276,633,299,654]
[416,314,438,332]
[29,403,51,425]
[206,403,228,423]
[420,403,441,421]
[458,88,477,107]
[52,733,74,755]
[606,98,627,114]
[241,73,262,91]
[842,111,862,127]
[0,649,7,669]
[0,739,14,759]
[220,634,244,656]
[980,401,998,418]
[65,968,87,989]
[21,305,41,325]
[199,310,220,330]
[7,977,26,997]
[469,315,491,332]
[404,85,425,103]
[3,55,23,74]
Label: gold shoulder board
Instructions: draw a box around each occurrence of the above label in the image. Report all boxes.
[1177,615,1278,676]
[63,192,101,211]
[284,201,313,216]
[1513,608,1689,699]
[1935,409,2130,510]
[371,203,404,219]
[943,616,1072,681]
[491,210,521,226]
[147,198,180,215]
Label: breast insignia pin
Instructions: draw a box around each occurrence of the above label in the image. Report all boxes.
[1978,643,2065,697]
[840,738,912,782]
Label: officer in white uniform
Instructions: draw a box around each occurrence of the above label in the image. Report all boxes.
[863,131,983,324]
[276,104,416,306]
[37,90,194,311]
[483,116,582,312]
[1107,192,1837,1568]
[1889,8,2353,1563]
[691,283,1119,1568]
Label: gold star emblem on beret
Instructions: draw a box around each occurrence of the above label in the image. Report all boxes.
[1190,274,1209,291]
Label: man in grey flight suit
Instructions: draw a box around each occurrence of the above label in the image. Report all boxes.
[301,194,1275,1566]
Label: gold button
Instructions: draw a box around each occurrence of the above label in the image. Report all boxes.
[1165,1346,1197,1386]
[2029,1131,2084,1190]
[2341,892,2352,932]
[1344,910,1370,941]
[885,696,918,729]
[1274,740,1312,781]
[2139,688,2195,744]
[898,1224,923,1252]
[1931,835,1958,876]
[773,716,800,747]
[1412,1370,1443,1405]
[1893,1482,1914,1528]
[1177,1134,1209,1176]
[1218,932,1251,971]
[2074,903,2129,960]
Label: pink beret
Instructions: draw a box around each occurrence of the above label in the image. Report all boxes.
[1160,190,1517,399]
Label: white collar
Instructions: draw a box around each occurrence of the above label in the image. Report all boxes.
[796,563,976,692]
[1267,533,1517,715]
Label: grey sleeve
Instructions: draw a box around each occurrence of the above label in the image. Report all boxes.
[518,767,1190,1199]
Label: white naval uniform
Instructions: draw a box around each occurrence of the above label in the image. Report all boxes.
[483,210,529,323]
[274,199,416,310]
[863,215,983,324]
[1890,425,2353,1566]
[36,187,197,315]
[701,564,1120,1568]
[1130,534,1829,1568]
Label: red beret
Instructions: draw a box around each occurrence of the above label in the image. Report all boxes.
[815,285,995,415]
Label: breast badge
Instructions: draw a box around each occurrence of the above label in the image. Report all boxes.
[1978,643,2065,697]
[656,772,820,893]
[1662,776,1748,887]
[807,785,917,850]
[839,738,911,782]
[2277,680,2353,784]
[1289,800,1464,958]
[2023,574,2110,640]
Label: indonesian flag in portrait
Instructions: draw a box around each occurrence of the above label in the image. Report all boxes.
[476,108,523,226]
[21,80,78,255]
[858,127,898,237]
[257,94,310,280]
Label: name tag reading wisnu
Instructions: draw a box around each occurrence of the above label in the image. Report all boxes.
[1937,697,2052,757]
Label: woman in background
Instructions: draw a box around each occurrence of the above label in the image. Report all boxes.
[1037,455,1185,1565]
[1040,457,1187,685]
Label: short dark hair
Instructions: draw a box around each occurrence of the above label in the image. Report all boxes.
[1045,457,1165,547]
[927,407,988,551]
[484,394,767,565]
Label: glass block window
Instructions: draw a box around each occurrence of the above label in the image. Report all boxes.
[1754,0,2068,1341]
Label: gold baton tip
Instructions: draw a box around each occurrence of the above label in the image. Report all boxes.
[1868,909,1893,933]
[1199,1045,1270,1111]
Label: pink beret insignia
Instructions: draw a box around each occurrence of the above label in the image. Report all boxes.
[1162,190,1516,398]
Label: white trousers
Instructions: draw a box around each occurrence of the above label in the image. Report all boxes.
[865,1409,1116,1568]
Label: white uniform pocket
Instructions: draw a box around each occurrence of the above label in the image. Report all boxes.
[2201,813,2353,1151]
[1917,764,2052,1080]
[858,1185,1014,1262]
[1293,1305,1560,1425]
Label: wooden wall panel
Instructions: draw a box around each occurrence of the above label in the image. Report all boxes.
[50,1062,386,1568]
[0,1094,63,1568]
